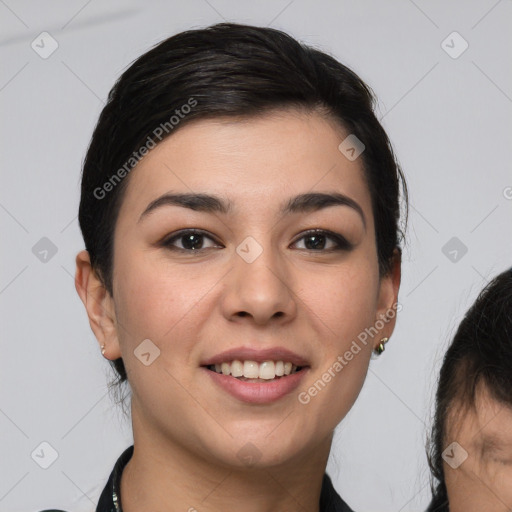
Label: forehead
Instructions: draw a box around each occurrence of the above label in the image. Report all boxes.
[447,387,512,459]
[117,110,373,224]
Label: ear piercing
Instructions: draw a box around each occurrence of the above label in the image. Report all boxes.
[374,337,389,355]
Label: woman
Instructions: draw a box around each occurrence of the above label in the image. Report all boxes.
[73,22,406,512]
[427,268,512,511]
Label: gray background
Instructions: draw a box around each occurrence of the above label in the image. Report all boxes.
[1,1,511,511]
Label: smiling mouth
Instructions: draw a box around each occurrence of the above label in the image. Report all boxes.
[204,360,306,382]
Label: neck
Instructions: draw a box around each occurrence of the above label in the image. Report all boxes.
[120,405,333,512]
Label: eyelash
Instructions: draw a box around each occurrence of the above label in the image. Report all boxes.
[160,229,352,253]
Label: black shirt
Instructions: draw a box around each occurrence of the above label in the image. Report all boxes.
[93,445,356,512]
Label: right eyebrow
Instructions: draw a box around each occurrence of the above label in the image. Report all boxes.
[139,192,232,221]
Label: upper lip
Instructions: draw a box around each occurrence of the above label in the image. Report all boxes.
[201,346,310,367]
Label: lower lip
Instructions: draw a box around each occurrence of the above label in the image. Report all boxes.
[202,367,309,404]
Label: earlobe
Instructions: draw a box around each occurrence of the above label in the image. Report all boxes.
[74,250,122,359]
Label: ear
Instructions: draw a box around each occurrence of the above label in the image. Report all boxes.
[75,250,122,360]
[374,248,402,350]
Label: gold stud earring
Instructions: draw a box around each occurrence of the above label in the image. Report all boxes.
[101,344,106,356]
[374,337,389,355]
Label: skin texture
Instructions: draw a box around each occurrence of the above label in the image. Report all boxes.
[75,109,401,512]
[444,385,512,511]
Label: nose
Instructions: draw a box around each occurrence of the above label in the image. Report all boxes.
[220,238,297,326]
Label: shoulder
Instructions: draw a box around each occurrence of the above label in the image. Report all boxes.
[320,473,357,512]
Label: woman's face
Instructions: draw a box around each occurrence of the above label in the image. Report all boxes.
[444,386,512,511]
[85,109,399,469]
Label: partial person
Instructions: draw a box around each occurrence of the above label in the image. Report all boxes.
[427,268,512,511]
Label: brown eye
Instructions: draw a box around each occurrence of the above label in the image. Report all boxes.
[161,229,221,252]
[292,229,352,251]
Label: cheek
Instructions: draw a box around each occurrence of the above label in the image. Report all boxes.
[445,462,512,511]
[112,249,214,353]
[294,258,380,420]
[301,257,380,347]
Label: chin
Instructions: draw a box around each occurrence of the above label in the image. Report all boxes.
[199,429,315,471]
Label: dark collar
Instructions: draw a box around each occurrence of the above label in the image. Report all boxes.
[96,445,355,512]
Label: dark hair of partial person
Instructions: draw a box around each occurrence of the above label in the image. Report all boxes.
[426,267,512,511]
[77,21,408,409]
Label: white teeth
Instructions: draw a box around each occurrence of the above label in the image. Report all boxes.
[209,359,303,379]
[231,360,243,377]
[259,361,275,380]
[243,360,259,378]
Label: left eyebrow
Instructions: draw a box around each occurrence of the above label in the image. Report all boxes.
[138,191,366,229]
[282,192,366,228]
